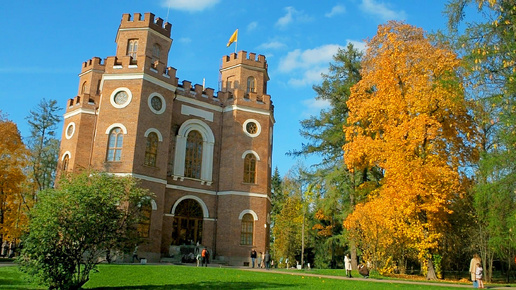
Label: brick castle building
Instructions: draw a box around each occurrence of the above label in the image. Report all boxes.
[57,12,274,265]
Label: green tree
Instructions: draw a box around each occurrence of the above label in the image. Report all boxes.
[446,0,516,282]
[289,43,373,269]
[26,99,61,193]
[19,171,152,289]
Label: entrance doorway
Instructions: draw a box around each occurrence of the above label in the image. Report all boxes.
[171,199,203,245]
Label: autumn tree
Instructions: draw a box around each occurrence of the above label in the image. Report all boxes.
[446,0,516,281]
[343,21,476,278]
[19,171,152,289]
[0,118,28,244]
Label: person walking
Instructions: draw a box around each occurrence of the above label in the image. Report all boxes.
[250,249,257,268]
[469,254,481,288]
[264,251,271,270]
[344,254,352,278]
[258,252,263,268]
[131,245,139,263]
[201,248,208,267]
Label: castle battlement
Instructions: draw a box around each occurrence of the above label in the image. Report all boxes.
[120,13,171,38]
[222,51,267,70]
[177,80,224,103]
[81,57,105,73]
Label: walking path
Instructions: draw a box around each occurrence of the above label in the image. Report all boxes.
[240,267,516,289]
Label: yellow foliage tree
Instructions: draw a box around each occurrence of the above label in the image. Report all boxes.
[0,119,29,242]
[343,21,476,276]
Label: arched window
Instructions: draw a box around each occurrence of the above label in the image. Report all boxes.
[62,154,69,171]
[247,76,256,93]
[127,39,138,59]
[243,153,257,183]
[240,213,254,245]
[137,204,152,238]
[107,127,123,161]
[144,132,158,167]
[185,131,203,179]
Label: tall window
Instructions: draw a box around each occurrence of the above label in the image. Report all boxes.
[144,132,158,167]
[152,43,161,61]
[240,213,254,245]
[62,155,69,171]
[185,131,203,179]
[127,39,138,59]
[243,153,256,183]
[107,127,123,161]
[81,81,87,94]
[247,76,256,93]
[137,204,152,238]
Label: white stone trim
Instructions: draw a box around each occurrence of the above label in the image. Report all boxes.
[65,122,75,139]
[238,209,258,221]
[173,119,214,182]
[148,92,166,114]
[105,123,128,135]
[63,108,96,119]
[112,172,167,185]
[175,95,223,112]
[181,104,214,122]
[102,73,177,92]
[241,150,260,161]
[171,195,209,218]
[166,184,216,195]
[151,199,158,210]
[61,151,71,161]
[109,87,132,109]
[218,191,270,202]
[144,128,163,142]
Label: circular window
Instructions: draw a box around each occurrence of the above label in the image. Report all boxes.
[246,122,257,134]
[65,122,75,139]
[110,88,132,108]
[243,119,261,137]
[148,93,166,114]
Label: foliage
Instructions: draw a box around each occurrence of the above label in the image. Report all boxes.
[343,21,476,275]
[446,0,516,282]
[26,99,61,193]
[0,119,29,242]
[18,171,152,290]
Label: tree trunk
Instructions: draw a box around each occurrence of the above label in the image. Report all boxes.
[426,259,438,280]
[350,239,358,270]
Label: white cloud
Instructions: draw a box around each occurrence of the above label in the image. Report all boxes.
[278,44,342,87]
[247,21,258,31]
[360,0,406,21]
[162,0,219,12]
[257,41,287,50]
[325,5,346,18]
[275,7,312,29]
[301,98,331,117]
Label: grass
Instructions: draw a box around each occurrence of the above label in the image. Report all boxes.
[0,263,478,289]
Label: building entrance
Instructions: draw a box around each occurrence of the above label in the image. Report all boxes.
[172,199,203,245]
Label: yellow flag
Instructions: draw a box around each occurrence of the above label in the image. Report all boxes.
[227,29,238,47]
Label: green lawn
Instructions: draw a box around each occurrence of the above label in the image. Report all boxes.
[0,264,469,289]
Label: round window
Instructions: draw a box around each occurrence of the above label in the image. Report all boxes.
[151,96,162,111]
[65,122,75,139]
[148,93,166,114]
[114,91,128,105]
[246,122,257,134]
[110,88,132,108]
[243,119,261,137]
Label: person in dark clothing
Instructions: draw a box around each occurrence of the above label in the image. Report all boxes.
[251,249,257,268]
[264,251,271,269]
[358,264,369,278]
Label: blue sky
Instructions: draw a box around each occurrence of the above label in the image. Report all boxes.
[0,0,459,176]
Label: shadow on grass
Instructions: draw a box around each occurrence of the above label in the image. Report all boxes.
[89,281,294,289]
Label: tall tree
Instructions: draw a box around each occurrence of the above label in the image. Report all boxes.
[290,44,371,268]
[0,118,28,243]
[446,0,516,282]
[26,99,61,193]
[19,171,152,289]
[343,21,476,278]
